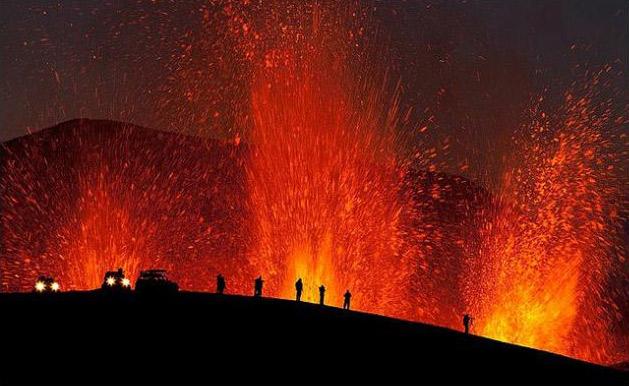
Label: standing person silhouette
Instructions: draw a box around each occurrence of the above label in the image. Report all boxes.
[463,314,472,334]
[254,276,264,297]
[319,285,326,305]
[295,278,303,302]
[343,290,351,310]
[216,274,226,294]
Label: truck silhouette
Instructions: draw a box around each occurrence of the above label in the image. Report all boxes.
[33,276,59,293]
[135,270,179,296]
[101,268,131,292]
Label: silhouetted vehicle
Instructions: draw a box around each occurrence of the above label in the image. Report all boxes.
[295,278,303,302]
[319,285,326,305]
[33,276,60,293]
[463,314,473,334]
[101,268,131,291]
[216,274,226,294]
[135,270,179,296]
[254,276,264,297]
[343,290,351,310]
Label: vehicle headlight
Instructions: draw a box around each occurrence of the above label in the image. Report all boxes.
[35,281,45,292]
[106,276,116,286]
[121,278,130,287]
[51,282,60,291]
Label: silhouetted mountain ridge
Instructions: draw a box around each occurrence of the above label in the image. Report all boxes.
[0,291,624,384]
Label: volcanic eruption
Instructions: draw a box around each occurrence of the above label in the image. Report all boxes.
[1,1,627,366]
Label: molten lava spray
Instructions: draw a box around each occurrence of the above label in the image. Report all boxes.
[240,4,412,312]
[0,121,250,291]
[465,70,628,364]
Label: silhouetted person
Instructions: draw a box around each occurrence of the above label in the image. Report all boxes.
[463,314,472,334]
[295,278,303,302]
[254,276,264,297]
[319,285,326,305]
[343,290,351,310]
[216,274,226,294]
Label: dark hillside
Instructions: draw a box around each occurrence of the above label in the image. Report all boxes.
[0,291,624,384]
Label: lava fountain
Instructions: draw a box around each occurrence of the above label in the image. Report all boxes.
[241,4,413,313]
[465,69,628,364]
[0,121,250,292]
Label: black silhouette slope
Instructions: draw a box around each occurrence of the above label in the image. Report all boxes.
[0,292,625,384]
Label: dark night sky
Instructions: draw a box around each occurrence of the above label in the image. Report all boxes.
[1,0,626,177]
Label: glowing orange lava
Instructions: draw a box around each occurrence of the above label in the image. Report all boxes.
[242,4,411,312]
[465,72,628,364]
[62,174,145,289]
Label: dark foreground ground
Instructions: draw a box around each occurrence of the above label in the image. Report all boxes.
[0,291,626,384]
